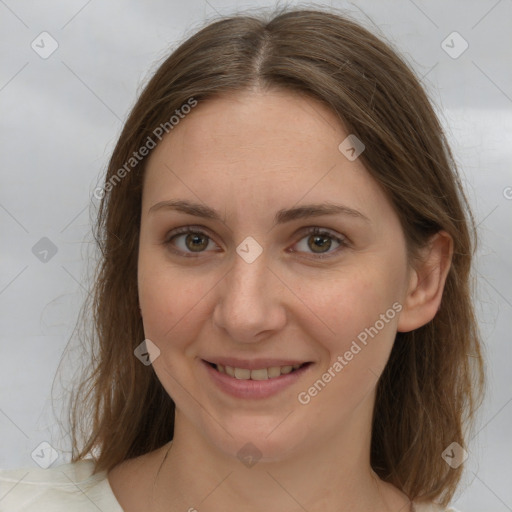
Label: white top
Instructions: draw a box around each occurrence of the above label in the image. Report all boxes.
[0,459,461,511]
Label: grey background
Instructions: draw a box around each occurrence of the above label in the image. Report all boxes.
[1,1,511,511]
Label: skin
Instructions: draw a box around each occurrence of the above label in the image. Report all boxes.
[108,89,453,512]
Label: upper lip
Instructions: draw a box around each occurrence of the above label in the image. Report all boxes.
[202,357,311,370]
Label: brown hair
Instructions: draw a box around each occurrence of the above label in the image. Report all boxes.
[66,6,485,506]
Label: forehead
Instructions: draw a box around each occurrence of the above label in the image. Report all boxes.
[146,89,342,175]
[141,89,396,230]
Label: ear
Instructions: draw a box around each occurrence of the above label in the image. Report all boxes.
[397,231,453,333]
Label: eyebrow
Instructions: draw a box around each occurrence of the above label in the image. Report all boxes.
[148,199,370,225]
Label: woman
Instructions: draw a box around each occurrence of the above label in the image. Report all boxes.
[0,6,484,512]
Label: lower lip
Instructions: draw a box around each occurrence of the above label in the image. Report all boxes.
[202,360,312,399]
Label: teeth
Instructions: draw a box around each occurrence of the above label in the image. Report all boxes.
[267,366,281,378]
[215,363,304,380]
[234,367,251,379]
[250,368,268,380]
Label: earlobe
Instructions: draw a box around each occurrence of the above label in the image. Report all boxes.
[397,231,453,333]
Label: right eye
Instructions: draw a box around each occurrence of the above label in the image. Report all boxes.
[164,227,220,257]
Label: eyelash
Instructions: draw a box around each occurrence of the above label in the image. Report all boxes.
[163,226,348,260]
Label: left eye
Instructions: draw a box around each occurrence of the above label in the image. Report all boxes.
[164,227,346,258]
[292,228,345,257]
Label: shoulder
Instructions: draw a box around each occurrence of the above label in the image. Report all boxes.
[413,502,462,512]
[0,459,123,511]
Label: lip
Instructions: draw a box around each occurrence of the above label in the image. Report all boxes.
[201,359,313,399]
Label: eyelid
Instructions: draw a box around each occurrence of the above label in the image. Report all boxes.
[163,225,349,258]
[164,225,216,243]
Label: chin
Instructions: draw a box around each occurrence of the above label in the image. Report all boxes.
[203,415,311,465]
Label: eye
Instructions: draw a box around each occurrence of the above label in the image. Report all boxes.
[164,227,219,257]
[290,227,347,259]
[163,226,348,259]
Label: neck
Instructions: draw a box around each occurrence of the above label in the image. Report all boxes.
[149,409,411,512]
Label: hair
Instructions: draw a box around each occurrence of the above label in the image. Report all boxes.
[65,5,485,507]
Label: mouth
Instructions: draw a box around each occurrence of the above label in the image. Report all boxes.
[201,359,313,399]
[204,361,311,380]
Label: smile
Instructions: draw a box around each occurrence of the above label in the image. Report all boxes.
[201,359,313,399]
[211,362,306,380]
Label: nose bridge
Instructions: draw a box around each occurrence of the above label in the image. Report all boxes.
[213,247,285,341]
[230,250,268,298]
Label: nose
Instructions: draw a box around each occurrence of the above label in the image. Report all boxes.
[212,250,287,344]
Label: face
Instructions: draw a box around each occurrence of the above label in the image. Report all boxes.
[138,89,412,461]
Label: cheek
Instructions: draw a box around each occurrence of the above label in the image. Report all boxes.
[298,263,404,365]
[137,264,210,399]
[295,272,402,416]
[139,274,202,341]
[138,249,223,362]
